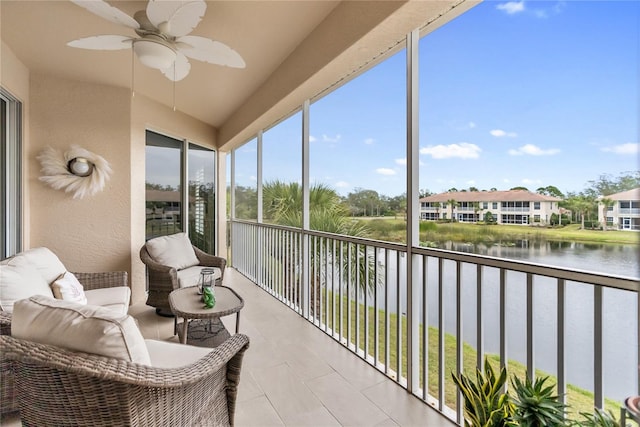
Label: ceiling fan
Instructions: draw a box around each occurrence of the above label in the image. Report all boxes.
[67,0,245,81]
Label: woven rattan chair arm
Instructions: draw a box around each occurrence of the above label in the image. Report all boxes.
[1,333,249,388]
[0,311,11,336]
[193,246,227,281]
[72,271,128,291]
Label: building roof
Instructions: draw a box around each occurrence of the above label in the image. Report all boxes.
[600,187,640,201]
[420,190,562,203]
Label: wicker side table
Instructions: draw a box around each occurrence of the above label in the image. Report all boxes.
[168,286,244,344]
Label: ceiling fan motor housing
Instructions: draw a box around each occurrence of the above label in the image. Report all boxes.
[132,37,176,70]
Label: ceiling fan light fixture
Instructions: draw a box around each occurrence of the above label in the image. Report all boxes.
[133,39,176,70]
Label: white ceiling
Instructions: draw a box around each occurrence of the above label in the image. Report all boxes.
[1,1,476,149]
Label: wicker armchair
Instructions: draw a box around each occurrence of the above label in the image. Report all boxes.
[140,244,226,315]
[0,333,249,426]
[0,270,128,415]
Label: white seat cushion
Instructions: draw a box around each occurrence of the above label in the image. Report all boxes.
[145,339,213,368]
[177,266,221,288]
[145,233,200,270]
[12,295,150,365]
[19,247,67,285]
[85,286,131,316]
[0,254,54,313]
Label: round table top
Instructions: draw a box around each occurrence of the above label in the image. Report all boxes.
[168,285,244,319]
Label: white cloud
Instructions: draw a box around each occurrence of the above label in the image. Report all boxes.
[497,1,525,14]
[468,122,477,129]
[395,158,406,166]
[335,181,349,188]
[309,135,317,143]
[601,143,639,155]
[364,138,375,145]
[508,144,560,156]
[376,168,396,176]
[322,134,341,143]
[249,175,257,182]
[490,129,518,138]
[420,143,481,159]
[467,180,476,185]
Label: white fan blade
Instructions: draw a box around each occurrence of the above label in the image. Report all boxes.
[146,0,206,38]
[70,0,139,30]
[176,35,245,68]
[67,35,133,50]
[161,51,191,81]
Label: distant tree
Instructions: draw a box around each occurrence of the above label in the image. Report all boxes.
[586,172,640,197]
[550,212,559,226]
[510,186,529,191]
[419,189,433,198]
[536,185,564,198]
[490,187,498,192]
[447,187,458,192]
[469,186,479,192]
[483,211,495,223]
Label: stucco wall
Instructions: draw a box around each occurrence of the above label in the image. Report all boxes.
[29,73,132,281]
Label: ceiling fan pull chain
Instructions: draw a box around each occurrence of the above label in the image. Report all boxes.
[172,61,176,112]
[131,48,135,98]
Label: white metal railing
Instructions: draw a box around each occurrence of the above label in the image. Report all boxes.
[619,208,640,215]
[229,219,639,424]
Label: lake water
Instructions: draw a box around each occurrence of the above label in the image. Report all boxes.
[372,240,639,402]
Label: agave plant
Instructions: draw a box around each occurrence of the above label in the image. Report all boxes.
[511,374,568,427]
[452,359,516,427]
[574,408,620,427]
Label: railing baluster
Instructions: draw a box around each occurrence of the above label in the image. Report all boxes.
[356,244,361,353]
[339,240,344,342]
[557,278,566,408]
[365,245,370,360]
[500,268,507,378]
[396,250,401,380]
[477,264,483,371]
[438,257,445,411]
[456,260,463,424]
[594,285,604,409]
[422,255,428,402]
[374,247,380,367]
[347,242,352,348]
[385,249,390,375]
[527,273,535,381]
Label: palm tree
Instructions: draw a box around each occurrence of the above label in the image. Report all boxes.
[447,198,458,222]
[599,197,614,229]
[472,201,481,222]
[434,202,441,220]
[262,180,377,317]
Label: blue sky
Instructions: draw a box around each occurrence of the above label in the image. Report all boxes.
[235,0,639,198]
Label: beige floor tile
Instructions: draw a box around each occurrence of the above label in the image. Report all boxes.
[306,371,389,426]
[362,380,456,427]
[235,395,285,427]
[252,362,339,426]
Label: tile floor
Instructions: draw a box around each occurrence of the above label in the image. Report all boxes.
[2,269,455,426]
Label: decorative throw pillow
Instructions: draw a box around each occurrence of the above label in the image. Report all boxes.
[145,232,199,270]
[12,295,151,365]
[51,271,88,305]
[0,254,54,312]
[19,247,67,285]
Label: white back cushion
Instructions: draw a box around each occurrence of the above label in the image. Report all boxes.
[12,295,151,365]
[145,233,199,270]
[19,247,67,285]
[0,255,54,312]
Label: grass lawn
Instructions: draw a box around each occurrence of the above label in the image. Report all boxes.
[313,291,623,421]
[356,218,640,246]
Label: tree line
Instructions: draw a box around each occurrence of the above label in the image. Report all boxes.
[232,172,639,224]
